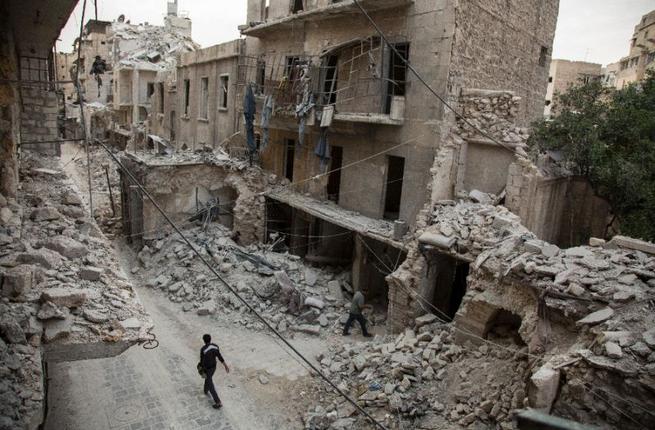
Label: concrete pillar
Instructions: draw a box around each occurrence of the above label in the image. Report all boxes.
[351,235,369,293]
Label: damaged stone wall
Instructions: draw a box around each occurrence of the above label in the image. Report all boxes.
[0,7,20,200]
[387,196,655,429]
[120,153,280,247]
[506,157,614,247]
[20,85,61,156]
[448,0,560,126]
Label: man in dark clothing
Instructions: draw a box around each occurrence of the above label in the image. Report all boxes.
[342,290,373,337]
[199,334,230,409]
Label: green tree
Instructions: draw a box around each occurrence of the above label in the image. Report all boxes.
[529,71,655,241]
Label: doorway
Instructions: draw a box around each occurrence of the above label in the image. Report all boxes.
[284,139,295,181]
[422,253,469,321]
[383,155,405,220]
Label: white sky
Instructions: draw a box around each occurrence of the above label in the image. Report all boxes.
[58,0,654,66]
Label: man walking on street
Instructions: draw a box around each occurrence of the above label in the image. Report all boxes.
[199,334,230,409]
[343,290,373,337]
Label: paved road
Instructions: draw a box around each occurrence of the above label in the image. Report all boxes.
[45,286,326,430]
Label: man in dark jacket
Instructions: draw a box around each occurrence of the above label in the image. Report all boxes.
[199,334,230,409]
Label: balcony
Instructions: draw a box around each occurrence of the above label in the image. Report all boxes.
[240,0,413,38]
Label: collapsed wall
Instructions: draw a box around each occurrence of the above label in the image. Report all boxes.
[387,196,655,429]
[119,151,282,247]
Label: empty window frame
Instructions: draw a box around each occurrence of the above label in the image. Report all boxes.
[385,43,410,114]
[199,77,209,119]
[158,83,165,113]
[322,55,339,105]
[219,75,229,110]
[292,0,304,14]
[147,82,155,99]
[183,79,190,115]
[284,139,295,181]
[256,60,266,95]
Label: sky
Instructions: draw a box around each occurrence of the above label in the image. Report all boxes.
[58,0,654,66]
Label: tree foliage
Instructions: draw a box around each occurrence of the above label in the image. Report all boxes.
[529,72,655,241]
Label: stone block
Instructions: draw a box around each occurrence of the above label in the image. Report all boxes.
[0,315,26,344]
[79,267,103,281]
[415,313,438,328]
[292,324,321,336]
[528,366,560,412]
[197,301,216,316]
[29,207,61,222]
[44,236,88,259]
[1,265,36,297]
[17,248,62,270]
[609,235,655,255]
[41,287,88,308]
[304,296,325,309]
[604,342,623,359]
[119,318,142,330]
[43,316,73,343]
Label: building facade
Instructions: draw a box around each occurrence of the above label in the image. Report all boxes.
[614,9,655,89]
[544,59,602,117]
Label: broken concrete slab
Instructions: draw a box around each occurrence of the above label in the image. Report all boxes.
[304,297,325,309]
[83,309,109,323]
[41,287,88,308]
[576,307,614,326]
[415,313,438,329]
[119,318,142,330]
[37,301,68,320]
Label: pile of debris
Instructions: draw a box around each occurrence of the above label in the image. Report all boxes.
[111,20,198,72]
[133,222,385,338]
[0,153,150,429]
[303,314,529,430]
[389,197,655,429]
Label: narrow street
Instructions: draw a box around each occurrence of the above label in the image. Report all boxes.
[45,267,327,430]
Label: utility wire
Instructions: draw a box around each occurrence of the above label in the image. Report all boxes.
[351,0,518,156]
[94,139,389,430]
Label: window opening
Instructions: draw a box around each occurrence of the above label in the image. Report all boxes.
[284,139,295,181]
[383,156,405,220]
[385,43,409,114]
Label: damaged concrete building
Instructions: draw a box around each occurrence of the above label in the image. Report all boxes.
[0,1,152,429]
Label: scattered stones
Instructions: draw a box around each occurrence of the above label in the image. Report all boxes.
[604,342,623,359]
[44,236,88,259]
[576,307,614,326]
[37,301,67,320]
[79,266,103,281]
[258,374,270,385]
[30,207,61,222]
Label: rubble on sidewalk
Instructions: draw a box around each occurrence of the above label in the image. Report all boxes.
[0,152,151,429]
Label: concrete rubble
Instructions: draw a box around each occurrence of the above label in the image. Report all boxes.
[0,152,151,430]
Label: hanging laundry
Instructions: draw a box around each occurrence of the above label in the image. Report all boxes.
[315,127,331,171]
[294,64,314,147]
[243,84,257,154]
[260,94,273,150]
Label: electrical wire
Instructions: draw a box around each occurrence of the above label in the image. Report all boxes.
[94,138,389,430]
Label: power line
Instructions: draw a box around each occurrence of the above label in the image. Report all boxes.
[94,139,389,430]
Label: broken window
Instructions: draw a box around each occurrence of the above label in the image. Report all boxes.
[539,46,548,67]
[292,0,304,14]
[385,43,410,114]
[183,79,190,115]
[284,139,295,181]
[383,156,405,220]
[170,110,176,141]
[219,75,229,110]
[158,83,165,113]
[321,55,339,105]
[327,146,343,203]
[200,77,209,119]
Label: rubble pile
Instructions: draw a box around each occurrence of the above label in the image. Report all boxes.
[0,153,150,429]
[133,223,384,337]
[111,21,198,72]
[304,315,530,430]
[391,198,655,429]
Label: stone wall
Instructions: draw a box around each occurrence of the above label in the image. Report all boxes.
[0,8,20,200]
[448,0,560,126]
[20,85,61,156]
[506,158,613,247]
